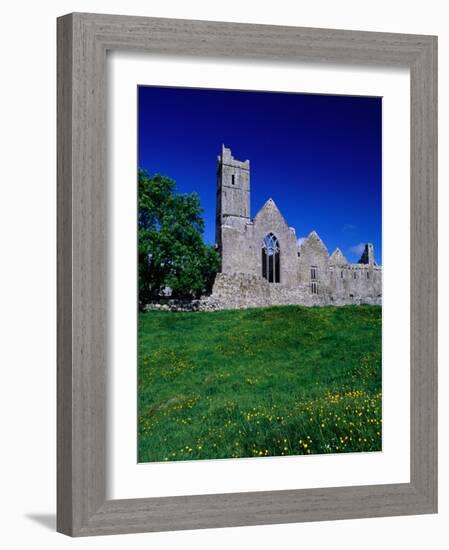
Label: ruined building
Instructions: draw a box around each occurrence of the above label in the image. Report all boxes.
[209,145,382,309]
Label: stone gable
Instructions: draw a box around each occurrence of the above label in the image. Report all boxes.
[329,248,349,266]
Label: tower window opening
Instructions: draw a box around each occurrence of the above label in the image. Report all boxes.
[310,266,318,294]
[231,174,235,185]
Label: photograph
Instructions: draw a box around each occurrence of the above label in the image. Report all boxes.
[137,85,382,463]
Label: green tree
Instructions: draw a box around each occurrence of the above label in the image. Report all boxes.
[138,169,219,308]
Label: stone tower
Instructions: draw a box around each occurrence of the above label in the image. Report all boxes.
[215,145,250,251]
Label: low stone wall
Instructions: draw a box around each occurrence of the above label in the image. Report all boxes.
[144,272,381,313]
[144,297,220,312]
[209,273,382,309]
[208,272,271,309]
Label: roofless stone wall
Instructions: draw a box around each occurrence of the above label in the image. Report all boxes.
[207,273,381,310]
[144,270,381,312]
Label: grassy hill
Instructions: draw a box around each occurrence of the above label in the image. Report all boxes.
[138,305,382,462]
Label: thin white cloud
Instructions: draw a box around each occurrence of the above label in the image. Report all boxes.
[349,243,366,257]
[343,223,357,234]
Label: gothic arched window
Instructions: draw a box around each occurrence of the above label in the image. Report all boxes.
[262,233,280,283]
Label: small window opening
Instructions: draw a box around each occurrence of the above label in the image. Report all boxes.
[311,281,318,295]
[353,272,357,279]
[310,266,318,280]
[340,271,344,278]
[231,174,235,185]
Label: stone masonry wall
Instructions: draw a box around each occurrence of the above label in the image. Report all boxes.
[144,270,381,313]
[208,272,382,310]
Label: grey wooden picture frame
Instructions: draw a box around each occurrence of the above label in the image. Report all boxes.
[57,12,438,537]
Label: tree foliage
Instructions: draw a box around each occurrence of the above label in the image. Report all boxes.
[138,169,219,307]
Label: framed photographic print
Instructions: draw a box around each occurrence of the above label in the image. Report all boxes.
[57,13,437,536]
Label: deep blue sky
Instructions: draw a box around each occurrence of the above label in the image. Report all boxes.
[138,86,382,264]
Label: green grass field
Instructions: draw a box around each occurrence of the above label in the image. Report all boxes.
[138,305,382,462]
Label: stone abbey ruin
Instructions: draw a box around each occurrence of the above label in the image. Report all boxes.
[207,145,382,310]
[147,145,382,312]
